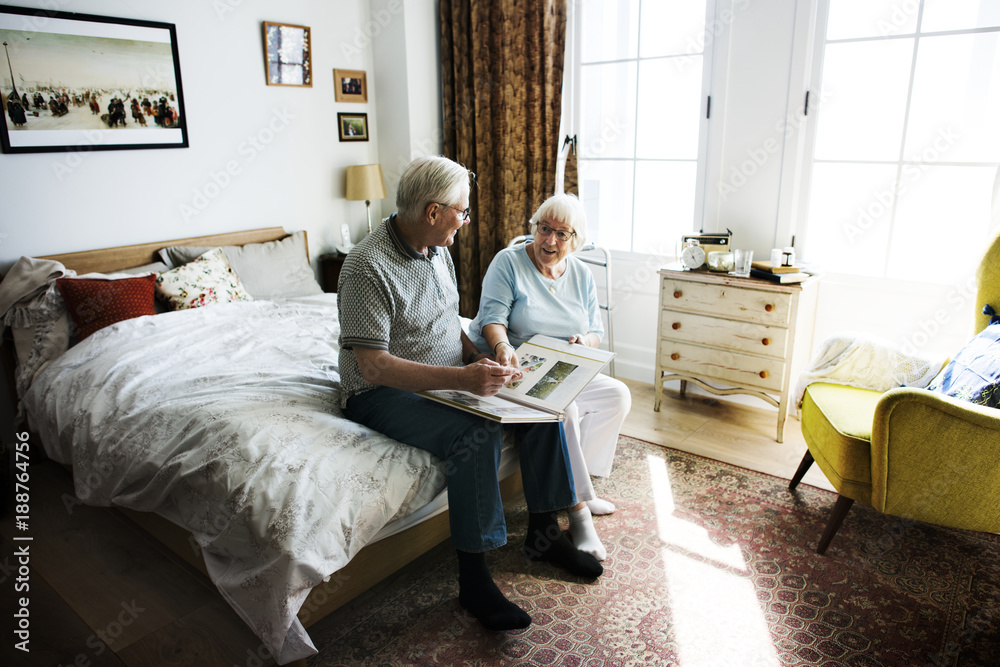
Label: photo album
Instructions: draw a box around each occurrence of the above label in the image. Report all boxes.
[419,335,616,423]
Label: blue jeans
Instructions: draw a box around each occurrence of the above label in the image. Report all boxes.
[345,386,576,552]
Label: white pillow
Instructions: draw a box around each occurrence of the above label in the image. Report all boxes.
[157,231,322,299]
[155,248,253,310]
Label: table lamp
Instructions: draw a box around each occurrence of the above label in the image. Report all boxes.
[345,164,387,234]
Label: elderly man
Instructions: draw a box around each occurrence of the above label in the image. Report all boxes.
[338,155,602,631]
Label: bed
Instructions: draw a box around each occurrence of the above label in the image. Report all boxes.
[0,227,522,664]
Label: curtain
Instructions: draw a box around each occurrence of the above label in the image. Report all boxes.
[440,0,568,316]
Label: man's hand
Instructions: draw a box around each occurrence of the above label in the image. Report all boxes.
[463,358,523,396]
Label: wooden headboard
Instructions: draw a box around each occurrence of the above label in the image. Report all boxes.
[38,226,293,275]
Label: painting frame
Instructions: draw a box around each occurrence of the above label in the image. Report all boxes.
[333,69,367,103]
[0,5,189,154]
[337,112,369,142]
[263,21,312,88]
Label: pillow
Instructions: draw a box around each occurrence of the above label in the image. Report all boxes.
[56,274,157,340]
[155,247,253,311]
[928,322,1000,409]
[157,230,322,299]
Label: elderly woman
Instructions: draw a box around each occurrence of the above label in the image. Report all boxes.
[468,193,632,561]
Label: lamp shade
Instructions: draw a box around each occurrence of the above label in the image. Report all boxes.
[345,164,387,201]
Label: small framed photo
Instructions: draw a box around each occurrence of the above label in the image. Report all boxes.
[333,69,368,103]
[263,21,312,87]
[337,112,369,142]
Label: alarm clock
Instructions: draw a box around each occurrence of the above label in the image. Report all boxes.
[681,241,706,270]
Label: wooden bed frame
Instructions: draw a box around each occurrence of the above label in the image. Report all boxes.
[2,227,524,653]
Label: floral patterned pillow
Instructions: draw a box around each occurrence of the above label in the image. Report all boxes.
[155,247,253,310]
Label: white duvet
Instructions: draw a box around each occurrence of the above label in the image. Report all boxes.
[21,293,447,663]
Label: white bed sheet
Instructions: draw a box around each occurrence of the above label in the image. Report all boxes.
[21,293,449,663]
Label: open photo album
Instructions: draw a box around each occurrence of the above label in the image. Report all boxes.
[419,335,616,423]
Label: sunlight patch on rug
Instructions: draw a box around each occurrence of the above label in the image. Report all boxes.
[649,452,780,667]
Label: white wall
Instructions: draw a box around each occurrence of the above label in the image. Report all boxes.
[0,0,384,270]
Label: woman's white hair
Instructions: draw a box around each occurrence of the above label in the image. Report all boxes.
[396,155,472,221]
[529,193,588,251]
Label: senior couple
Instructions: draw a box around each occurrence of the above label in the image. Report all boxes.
[338,155,631,631]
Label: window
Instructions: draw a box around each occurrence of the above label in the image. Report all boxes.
[801,0,1000,284]
[573,0,716,255]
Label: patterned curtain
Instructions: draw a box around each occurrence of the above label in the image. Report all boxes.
[440,0,568,316]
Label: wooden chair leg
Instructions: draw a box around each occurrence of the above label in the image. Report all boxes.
[817,495,855,555]
[788,450,814,491]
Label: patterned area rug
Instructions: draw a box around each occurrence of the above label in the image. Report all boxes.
[308,436,1000,666]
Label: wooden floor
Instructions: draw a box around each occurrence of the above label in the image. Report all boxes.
[0,379,833,666]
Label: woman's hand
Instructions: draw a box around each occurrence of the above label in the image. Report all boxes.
[569,333,599,348]
[494,342,520,370]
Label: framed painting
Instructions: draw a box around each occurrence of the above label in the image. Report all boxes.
[263,21,312,87]
[0,5,188,154]
[337,112,368,142]
[333,69,367,103]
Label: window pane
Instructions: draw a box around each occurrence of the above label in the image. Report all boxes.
[905,33,1000,163]
[581,0,639,63]
[886,166,997,282]
[813,40,913,161]
[580,62,637,159]
[805,163,898,277]
[639,0,708,58]
[634,161,698,255]
[826,0,918,39]
[636,57,703,160]
[580,160,635,251]
[922,0,1000,32]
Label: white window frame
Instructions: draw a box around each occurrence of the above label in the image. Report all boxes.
[793,0,1000,276]
[564,0,721,257]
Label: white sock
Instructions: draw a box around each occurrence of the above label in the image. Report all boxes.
[568,506,607,561]
[586,498,616,516]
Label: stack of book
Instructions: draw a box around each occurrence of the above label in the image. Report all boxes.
[749,261,810,284]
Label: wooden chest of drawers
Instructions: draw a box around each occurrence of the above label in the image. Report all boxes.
[654,265,819,442]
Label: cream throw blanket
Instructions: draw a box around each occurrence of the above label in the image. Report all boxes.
[794,332,946,407]
[0,256,74,406]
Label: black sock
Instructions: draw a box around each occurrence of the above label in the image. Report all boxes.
[456,550,531,631]
[523,511,603,578]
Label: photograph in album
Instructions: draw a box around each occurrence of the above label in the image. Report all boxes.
[419,335,615,423]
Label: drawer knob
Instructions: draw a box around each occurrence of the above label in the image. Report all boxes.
[671,353,680,361]
[761,337,770,346]
[673,291,682,299]
[764,304,774,312]
[759,370,769,379]
[672,322,681,330]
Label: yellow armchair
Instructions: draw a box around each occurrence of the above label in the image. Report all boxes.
[790,233,1000,554]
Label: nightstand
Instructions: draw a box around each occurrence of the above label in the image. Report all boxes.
[319,253,347,293]
[653,264,819,442]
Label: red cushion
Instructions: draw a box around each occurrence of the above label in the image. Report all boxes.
[56,275,157,340]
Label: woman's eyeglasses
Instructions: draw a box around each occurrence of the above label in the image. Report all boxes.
[438,203,471,221]
[536,223,576,242]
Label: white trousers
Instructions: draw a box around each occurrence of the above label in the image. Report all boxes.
[562,373,632,502]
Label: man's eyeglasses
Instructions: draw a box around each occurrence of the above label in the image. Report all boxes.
[438,203,471,221]
[536,223,576,242]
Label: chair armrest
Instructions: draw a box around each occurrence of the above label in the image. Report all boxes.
[870,387,1000,532]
